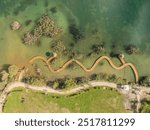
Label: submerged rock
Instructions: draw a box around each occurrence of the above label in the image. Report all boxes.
[25,20,32,26]
[10,21,21,30]
[50,7,57,13]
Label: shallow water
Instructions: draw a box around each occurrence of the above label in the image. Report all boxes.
[0,0,150,79]
[1,0,150,44]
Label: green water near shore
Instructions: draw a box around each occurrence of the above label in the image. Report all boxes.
[0,0,150,80]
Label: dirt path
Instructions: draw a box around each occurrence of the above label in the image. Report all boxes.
[0,55,139,112]
[26,55,138,82]
[0,81,117,113]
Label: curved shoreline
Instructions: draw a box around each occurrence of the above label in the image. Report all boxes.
[26,55,138,82]
[0,81,117,113]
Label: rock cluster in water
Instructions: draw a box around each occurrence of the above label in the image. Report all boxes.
[51,40,66,53]
[23,15,62,45]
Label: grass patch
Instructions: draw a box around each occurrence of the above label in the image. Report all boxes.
[3,86,126,113]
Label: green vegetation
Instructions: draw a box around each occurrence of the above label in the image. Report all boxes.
[139,98,150,113]
[64,78,77,88]
[91,73,108,81]
[0,82,6,90]
[140,76,150,87]
[22,76,46,86]
[75,76,89,85]
[47,78,77,90]
[0,65,19,81]
[3,87,126,113]
[90,73,118,83]
[0,65,19,89]
[0,71,8,90]
[0,70,9,82]
[22,72,127,90]
[52,81,59,89]
[8,65,19,79]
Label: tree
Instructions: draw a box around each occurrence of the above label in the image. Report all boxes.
[108,74,117,82]
[23,76,46,86]
[140,76,150,87]
[0,70,9,82]
[90,74,99,81]
[139,99,150,113]
[8,65,19,78]
[90,73,108,81]
[76,77,89,85]
[52,81,59,89]
[64,78,77,88]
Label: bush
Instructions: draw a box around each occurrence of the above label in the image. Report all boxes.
[90,74,100,81]
[140,76,150,87]
[0,81,6,90]
[52,81,59,89]
[75,77,89,85]
[64,78,77,88]
[139,99,150,113]
[8,65,19,79]
[108,74,117,82]
[0,70,9,82]
[23,76,46,86]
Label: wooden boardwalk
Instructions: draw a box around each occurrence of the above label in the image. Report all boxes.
[25,55,139,82]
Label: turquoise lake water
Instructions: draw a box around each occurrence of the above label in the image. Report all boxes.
[1,0,150,46]
[0,0,150,79]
